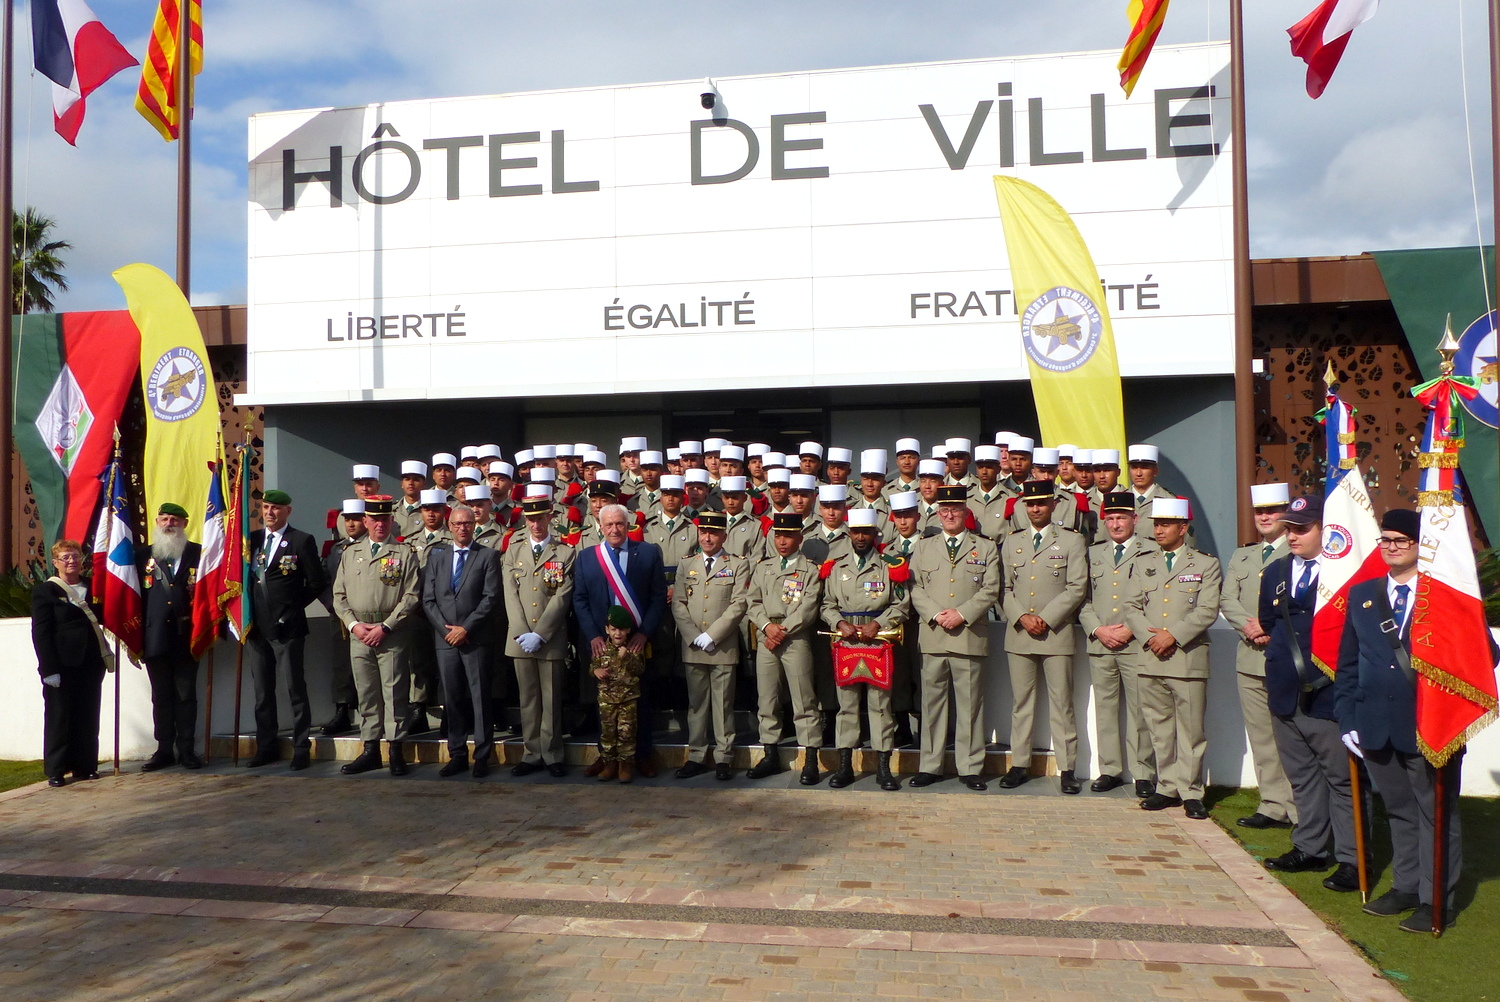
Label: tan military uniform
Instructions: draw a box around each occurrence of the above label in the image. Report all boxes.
[393,499,424,539]
[672,550,750,764]
[1001,524,1088,773]
[1079,536,1158,782]
[967,486,1011,541]
[819,549,912,752]
[629,486,665,520]
[883,531,924,724]
[746,551,824,750]
[333,538,423,742]
[881,476,921,502]
[802,522,853,564]
[1124,544,1222,801]
[646,512,699,585]
[1221,537,1295,822]
[502,535,576,766]
[908,530,1002,776]
[1006,485,1083,536]
[474,521,504,550]
[1131,483,1177,540]
[723,513,766,560]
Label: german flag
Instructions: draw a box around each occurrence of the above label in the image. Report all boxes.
[1118,0,1170,98]
[136,0,202,141]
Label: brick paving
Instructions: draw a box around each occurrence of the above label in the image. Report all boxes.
[0,772,1405,1002]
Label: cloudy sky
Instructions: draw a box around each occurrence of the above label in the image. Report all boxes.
[15,0,1496,310]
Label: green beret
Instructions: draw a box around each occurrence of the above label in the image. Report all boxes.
[606,605,634,630]
[262,489,292,506]
[158,502,189,518]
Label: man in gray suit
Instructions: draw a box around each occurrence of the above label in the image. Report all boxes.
[422,504,503,778]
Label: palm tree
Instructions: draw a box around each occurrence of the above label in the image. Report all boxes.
[12,208,70,314]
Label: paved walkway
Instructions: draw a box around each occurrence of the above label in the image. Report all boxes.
[0,766,1405,1002]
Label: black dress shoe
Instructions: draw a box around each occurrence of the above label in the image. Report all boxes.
[997,766,1029,789]
[319,704,354,736]
[1264,849,1330,873]
[1363,889,1420,917]
[715,763,734,781]
[1236,812,1293,830]
[73,771,100,781]
[1090,774,1124,793]
[1134,779,1156,799]
[341,746,383,775]
[1140,792,1183,811]
[675,760,709,779]
[1059,770,1081,795]
[246,749,279,769]
[47,776,66,788]
[288,750,310,772]
[511,760,544,777]
[1322,863,1361,892]
[1183,799,1209,820]
[907,772,943,788]
[179,752,204,771]
[1399,904,1455,933]
[959,774,987,791]
[471,759,491,779]
[140,752,174,773]
[546,762,568,778]
[439,757,469,778]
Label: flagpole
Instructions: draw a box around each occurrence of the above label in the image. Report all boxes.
[111,637,121,775]
[1348,752,1369,902]
[1432,759,1449,937]
[0,0,15,569]
[231,643,243,766]
[1490,0,1499,503]
[1229,0,1256,544]
[202,646,214,765]
[175,0,191,296]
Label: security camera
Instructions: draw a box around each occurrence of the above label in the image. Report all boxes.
[701,78,717,110]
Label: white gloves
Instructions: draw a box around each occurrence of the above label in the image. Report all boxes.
[691,632,716,653]
[516,632,545,654]
[1342,730,1363,759]
[41,674,61,688]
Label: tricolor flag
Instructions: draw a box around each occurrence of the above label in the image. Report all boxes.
[188,454,226,658]
[89,447,143,658]
[1288,0,1379,99]
[222,440,254,642]
[1310,386,1384,675]
[1410,371,1497,766]
[30,0,138,145]
[1118,0,1171,98]
[136,0,203,142]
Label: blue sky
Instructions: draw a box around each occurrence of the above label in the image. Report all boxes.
[17,0,1497,311]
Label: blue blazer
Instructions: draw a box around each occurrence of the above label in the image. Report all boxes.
[572,539,668,642]
[1257,555,1333,719]
[1333,578,1420,754]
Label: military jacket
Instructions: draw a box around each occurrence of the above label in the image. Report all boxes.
[819,550,911,634]
[333,538,422,633]
[1123,545,1222,679]
[410,526,454,567]
[722,512,766,559]
[1000,523,1088,654]
[907,531,1002,656]
[967,486,1011,540]
[1131,483,1178,540]
[473,522,505,551]
[745,552,823,638]
[628,486,664,520]
[393,499,425,539]
[801,523,854,565]
[645,511,699,584]
[881,476,921,502]
[672,551,750,664]
[501,535,575,660]
[1079,536,1158,656]
[1220,537,1288,676]
[592,642,645,704]
[1005,485,1082,535]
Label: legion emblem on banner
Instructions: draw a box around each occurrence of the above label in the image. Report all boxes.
[146,346,208,422]
[832,640,894,690]
[1020,287,1103,373]
[35,365,93,474]
[1454,310,1498,429]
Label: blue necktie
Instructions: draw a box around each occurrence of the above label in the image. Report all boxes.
[1295,562,1314,600]
[1393,584,1410,634]
[451,548,466,591]
[610,545,625,575]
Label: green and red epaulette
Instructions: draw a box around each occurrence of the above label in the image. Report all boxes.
[562,529,582,547]
[564,481,584,501]
[750,494,769,516]
[881,552,911,583]
[566,505,583,525]
[818,559,837,580]
[758,514,773,536]
[1004,496,1018,519]
[627,524,645,543]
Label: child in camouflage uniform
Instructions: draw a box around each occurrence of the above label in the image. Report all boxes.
[593,606,646,782]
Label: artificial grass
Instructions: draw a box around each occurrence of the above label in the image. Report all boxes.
[0,760,45,793]
[1206,786,1498,1002]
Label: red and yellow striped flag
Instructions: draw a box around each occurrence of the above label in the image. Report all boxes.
[135,0,203,141]
[1119,0,1171,98]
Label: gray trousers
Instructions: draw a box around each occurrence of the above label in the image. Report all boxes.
[349,631,412,743]
[1272,708,1360,864]
[1008,652,1077,772]
[919,654,986,776]
[1237,670,1296,822]
[836,682,893,751]
[686,661,736,763]
[513,657,565,764]
[1089,652,1154,780]
[1364,746,1463,906]
[755,635,819,747]
[436,644,494,764]
[1140,673,1206,800]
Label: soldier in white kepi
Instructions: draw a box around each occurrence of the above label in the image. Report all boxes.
[395,461,428,538]
[883,438,921,499]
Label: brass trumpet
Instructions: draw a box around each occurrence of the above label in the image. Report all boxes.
[818,623,905,645]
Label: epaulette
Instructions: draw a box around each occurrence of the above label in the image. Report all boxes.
[627,524,645,543]
[320,539,334,558]
[758,514,773,536]
[564,481,584,501]
[964,510,979,532]
[1004,497,1018,519]
[325,507,340,530]
[750,495,769,516]
[562,529,582,547]
[566,505,583,525]
[880,552,912,583]
[499,529,515,553]
[818,559,836,580]
[394,535,407,544]
[1074,491,1091,514]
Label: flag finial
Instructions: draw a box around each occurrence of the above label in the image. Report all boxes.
[1322,359,1337,387]
[1436,313,1460,375]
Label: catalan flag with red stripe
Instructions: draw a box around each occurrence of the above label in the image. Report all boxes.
[1118,0,1171,98]
[135,0,201,141]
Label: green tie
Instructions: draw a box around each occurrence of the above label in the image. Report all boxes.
[370,542,380,558]
[1165,551,1175,574]
[1033,530,1043,553]
[1114,542,1125,567]
[781,557,788,571]
[946,537,960,563]
[902,539,911,556]
[1262,543,1275,562]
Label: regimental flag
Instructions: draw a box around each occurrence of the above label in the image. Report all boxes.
[1310,384,1384,675]
[1288,0,1379,99]
[11,312,141,548]
[114,263,219,539]
[993,176,1126,455]
[222,440,254,642]
[89,447,143,658]
[1411,372,1498,766]
[189,453,226,658]
[31,0,139,144]
[136,0,202,142]
[1118,0,1171,98]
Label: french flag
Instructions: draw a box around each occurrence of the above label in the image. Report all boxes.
[31,0,139,145]
[1288,0,1379,99]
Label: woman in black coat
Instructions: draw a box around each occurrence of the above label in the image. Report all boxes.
[31,540,110,787]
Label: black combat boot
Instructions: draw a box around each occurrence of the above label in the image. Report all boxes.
[828,749,856,788]
[799,749,822,785]
[747,743,783,779]
[319,704,353,736]
[388,741,408,776]
[341,741,382,775]
[876,751,901,791]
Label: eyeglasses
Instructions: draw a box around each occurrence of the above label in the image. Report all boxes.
[1376,536,1415,550]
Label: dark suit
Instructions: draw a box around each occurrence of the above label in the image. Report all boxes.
[573,539,669,756]
[247,525,326,753]
[137,542,202,759]
[30,581,106,780]
[1259,555,1358,865]
[421,543,502,763]
[1335,577,1473,908]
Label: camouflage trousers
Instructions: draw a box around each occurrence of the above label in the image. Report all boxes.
[599,695,640,763]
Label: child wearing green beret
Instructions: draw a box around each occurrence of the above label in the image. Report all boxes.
[591,606,646,783]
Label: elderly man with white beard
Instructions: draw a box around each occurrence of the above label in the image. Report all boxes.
[135,502,204,771]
